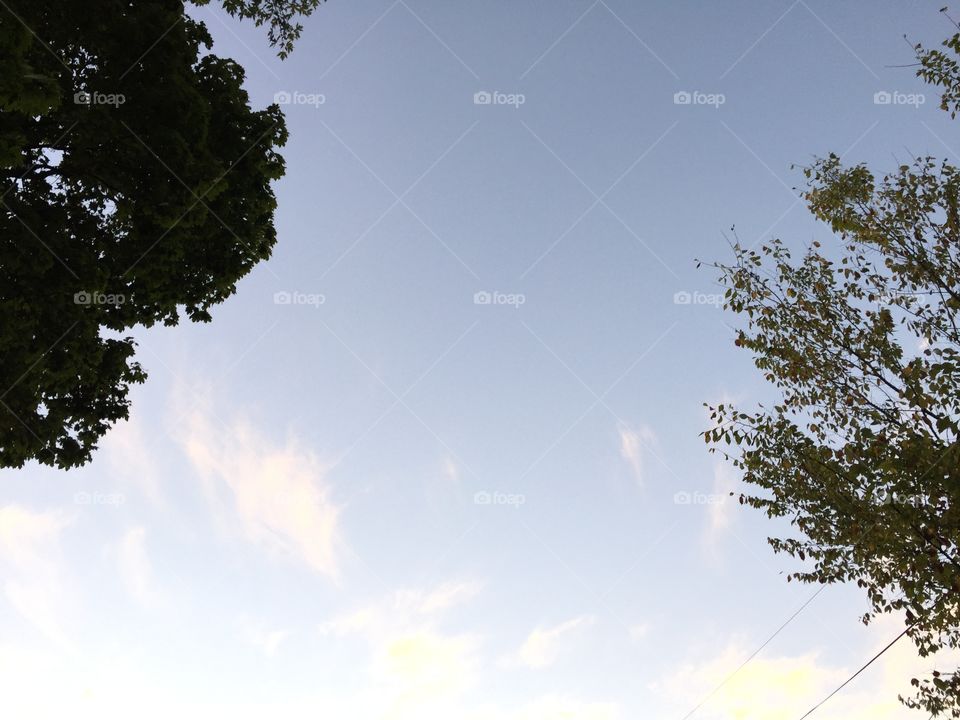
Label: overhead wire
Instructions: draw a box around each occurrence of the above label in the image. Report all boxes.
[679,585,827,720]
[796,625,913,720]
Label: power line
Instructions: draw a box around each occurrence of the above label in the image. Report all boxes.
[680,584,827,720]
[797,625,912,720]
[680,498,932,720]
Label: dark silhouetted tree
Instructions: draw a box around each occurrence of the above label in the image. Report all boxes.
[208,0,327,58]
[0,1,324,468]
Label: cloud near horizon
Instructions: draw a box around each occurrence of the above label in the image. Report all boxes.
[318,580,484,718]
[655,613,960,720]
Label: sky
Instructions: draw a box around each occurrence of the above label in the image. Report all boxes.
[2,1,960,718]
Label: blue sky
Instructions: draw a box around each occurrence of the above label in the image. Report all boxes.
[3,1,959,717]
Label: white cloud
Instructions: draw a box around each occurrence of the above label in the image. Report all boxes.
[239,618,290,658]
[442,457,459,484]
[659,645,844,720]
[656,614,960,720]
[180,410,343,579]
[0,505,72,645]
[318,580,481,639]
[375,629,479,710]
[404,580,483,615]
[318,581,483,718]
[512,615,594,669]
[318,607,380,637]
[618,424,656,486]
[319,581,482,639]
[260,629,290,657]
[316,587,620,718]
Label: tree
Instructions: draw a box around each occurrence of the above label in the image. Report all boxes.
[0,1,325,469]
[705,31,960,717]
[207,0,327,59]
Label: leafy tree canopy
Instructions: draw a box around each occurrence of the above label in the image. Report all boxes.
[0,1,324,468]
[706,29,960,717]
[206,0,327,58]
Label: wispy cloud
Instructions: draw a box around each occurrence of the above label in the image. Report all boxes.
[618,424,657,486]
[442,457,459,484]
[180,408,343,580]
[512,615,594,669]
[409,580,483,615]
[238,616,290,658]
